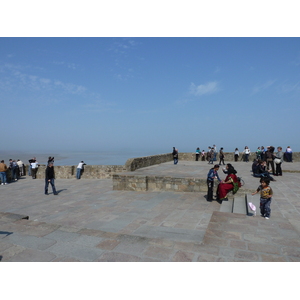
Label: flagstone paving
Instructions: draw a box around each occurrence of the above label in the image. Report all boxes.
[1,160,300,261]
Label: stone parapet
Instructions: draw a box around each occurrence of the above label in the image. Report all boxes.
[24,164,126,180]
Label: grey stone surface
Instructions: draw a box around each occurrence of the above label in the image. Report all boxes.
[1,160,300,261]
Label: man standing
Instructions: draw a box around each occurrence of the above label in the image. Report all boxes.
[76,161,86,179]
[0,160,8,185]
[45,162,58,195]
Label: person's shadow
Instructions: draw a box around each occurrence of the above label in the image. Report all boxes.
[0,231,13,237]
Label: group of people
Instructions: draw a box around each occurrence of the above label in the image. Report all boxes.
[0,155,87,195]
[207,163,273,220]
[0,159,25,185]
[252,146,285,180]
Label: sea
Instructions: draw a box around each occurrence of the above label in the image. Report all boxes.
[0,150,167,166]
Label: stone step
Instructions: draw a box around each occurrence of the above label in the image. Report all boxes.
[232,195,247,214]
[219,198,233,213]
[246,194,260,216]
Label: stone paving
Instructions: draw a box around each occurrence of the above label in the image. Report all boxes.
[1,160,300,261]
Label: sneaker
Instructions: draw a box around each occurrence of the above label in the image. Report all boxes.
[265,217,269,219]
[1,183,3,185]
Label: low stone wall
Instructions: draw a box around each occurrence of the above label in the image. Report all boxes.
[113,174,208,192]
[125,153,173,171]
[25,164,126,180]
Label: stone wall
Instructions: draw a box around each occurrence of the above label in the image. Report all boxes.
[113,174,208,192]
[125,153,173,171]
[25,164,126,180]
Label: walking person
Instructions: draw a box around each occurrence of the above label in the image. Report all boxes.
[172,147,178,165]
[219,147,225,165]
[252,178,273,219]
[45,162,58,195]
[209,147,215,164]
[0,160,8,185]
[76,161,86,179]
[206,164,221,202]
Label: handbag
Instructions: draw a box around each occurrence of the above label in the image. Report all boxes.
[274,158,281,164]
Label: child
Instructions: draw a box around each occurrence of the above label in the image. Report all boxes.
[207,164,222,202]
[252,178,273,219]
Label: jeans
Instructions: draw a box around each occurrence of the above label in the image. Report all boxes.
[45,178,57,194]
[76,168,82,179]
[0,172,7,184]
[174,158,178,164]
[260,198,272,218]
[244,154,249,162]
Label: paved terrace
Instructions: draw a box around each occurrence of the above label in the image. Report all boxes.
[1,160,300,262]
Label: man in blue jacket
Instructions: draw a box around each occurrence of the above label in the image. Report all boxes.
[207,164,221,202]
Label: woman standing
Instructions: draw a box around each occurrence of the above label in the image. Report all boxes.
[243,146,251,162]
[275,147,283,176]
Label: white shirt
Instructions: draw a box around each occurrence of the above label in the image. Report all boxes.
[77,162,85,169]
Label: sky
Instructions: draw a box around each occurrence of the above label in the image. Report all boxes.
[1,3,300,155]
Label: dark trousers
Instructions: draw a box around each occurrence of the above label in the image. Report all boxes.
[234,154,239,162]
[275,163,282,176]
[207,179,214,201]
[267,159,275,174]
[196,154,199,161]
[31,168,37,179]
[260,198,272,217]
[45,178,57,194]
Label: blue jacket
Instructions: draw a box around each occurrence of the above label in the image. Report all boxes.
[207,169,221,182]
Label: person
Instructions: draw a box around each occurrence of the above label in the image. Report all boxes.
[261,146,266,161]
[48,156,55,165]
[208,147,215,164]
[265,146,275,175]
[213,145,217,161]
[206,164,221,202]
[201,150,206,161]
[252,177,273,219]
[195,147,200,161]
[256,147,262,160]
[28,157,36,176]
[243,146,251,162]
[285,146,293,162]
[0,160,8,185]
[31,159,39,179]
[9,159,19,182]
[76,161,86,179]
[172,147,178,164]
[254,160,276,181]
[206,147,211,162]
[219,147,225,165]
[217,164,239,201]
[45,162,58,195]
[275,146,283,176]
[234,148,239,162]
[17,159,24,176]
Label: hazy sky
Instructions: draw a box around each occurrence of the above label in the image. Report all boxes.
[1,4,300,155]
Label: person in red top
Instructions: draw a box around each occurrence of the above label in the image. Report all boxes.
[217,164,239,201]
